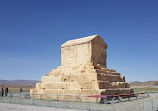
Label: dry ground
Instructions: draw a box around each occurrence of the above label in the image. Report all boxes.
[0,94,158,111]
[0,103,80,111]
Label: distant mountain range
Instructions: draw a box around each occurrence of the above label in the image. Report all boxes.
[130,81,158,86]
[0,80,39,87]
[0,79,158,87]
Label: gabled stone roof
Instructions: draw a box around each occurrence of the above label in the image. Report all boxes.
[61,35,101,47]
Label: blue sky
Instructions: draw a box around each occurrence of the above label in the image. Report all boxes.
[0,0,158,82]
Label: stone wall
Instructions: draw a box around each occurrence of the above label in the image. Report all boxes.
[91,36,107,66]
[61,43,91,66]
[61,35,107,67]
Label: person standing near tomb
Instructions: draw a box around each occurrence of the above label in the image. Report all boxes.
[1,87,4,97]
[20,88,22,93]
[5,87,8,97]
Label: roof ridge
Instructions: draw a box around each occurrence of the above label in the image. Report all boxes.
[61,35,100,47]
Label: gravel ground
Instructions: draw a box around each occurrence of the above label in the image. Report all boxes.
[0,103,81,111]
[0,93,158,111]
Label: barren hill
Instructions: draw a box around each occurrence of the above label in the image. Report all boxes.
[0,80,39,87]
[130,81,158,86]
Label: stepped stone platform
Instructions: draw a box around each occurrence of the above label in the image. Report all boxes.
[30,35,133,102]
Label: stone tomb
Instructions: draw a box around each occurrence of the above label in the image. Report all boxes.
[30,35,133,101]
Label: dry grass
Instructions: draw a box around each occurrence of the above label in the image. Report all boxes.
[131,86,158,93]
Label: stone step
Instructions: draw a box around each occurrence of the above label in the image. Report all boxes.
[98,81,129,89]
[46,89,101,96]
[42,73,125,83]
[101,88,134,95]
[37,81,98,90]
[95,69,118,74]
[106,69,116,72]
[41,73,98,83]
[38,82,81,90]
[31,88,133,96]
[31,89,101,96]
[97,73,120,76]
[97,74,124,82]
[30,88,133,102]
[48,67,96,76]
[37,81,129,90]
[41,76,61,82]
[48,67,118,77]
[109,72,121,76]
[31,88,133,102]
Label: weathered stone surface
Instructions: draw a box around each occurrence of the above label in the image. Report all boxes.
[61,35,107,66]
[30,35,133,102]
[101,88,134,95]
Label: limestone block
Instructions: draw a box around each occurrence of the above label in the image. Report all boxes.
[97,74,104,81]
[40,82,81,90]
[80,66,96,73]
[41,76,61,82]
[58,95,75,101]
[61,75,79,82]
[57,96,99,102]
[62,43,92,66]
[85,68,96,73]
[59,64,96,75]
[101,88,134,95]
[30,89,37,94]
[108,75,122,82]
[79,74,91,82]
[60,74,96,82]
[60,68,73,75]
[75,96,99,102]
[54,82,63,89]
[48,69,60,76]
[61,75,69,82]
[106,69,113,71]
[80,89,100,96]
[44,89,61,95]
[80,73,97,81]
[110,72,120,76]
[40,82,79,89]
[111,82,129,88]
[79,81,98,89]
[40,82,54,89]
[42,95,57,100]
[60,89,81,95]
[61,82,70,89]
[30,89,44,94]
[36,82,41,89]
[30,89,44,99]
[97,74,122,82]
[94,64,106,69]
[69,82,81,89]
[96,69,107,74]
[98,81,111,89]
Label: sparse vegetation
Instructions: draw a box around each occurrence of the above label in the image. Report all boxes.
[132,86,158,93]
